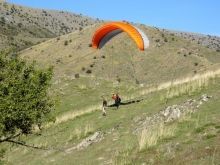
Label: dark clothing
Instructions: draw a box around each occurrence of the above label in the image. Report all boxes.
[103,100,107,107]
[115,96,121,108]
[102,99,107,116]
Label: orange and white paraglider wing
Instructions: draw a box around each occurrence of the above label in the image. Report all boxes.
[92,22,149,50]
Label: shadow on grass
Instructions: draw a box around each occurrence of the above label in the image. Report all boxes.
[108,98,143,108]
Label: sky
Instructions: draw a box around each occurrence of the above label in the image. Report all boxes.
[5,0,220,37]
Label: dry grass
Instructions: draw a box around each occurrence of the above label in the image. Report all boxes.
[195,114,200,129]
[111,144,132,165]
[138,123,177,151]
[84,123,94,135]
[74,127,82,140]
[140,68,220,99]
[55,103,100,124]
[138,129,158,151]
[177,112,192,123]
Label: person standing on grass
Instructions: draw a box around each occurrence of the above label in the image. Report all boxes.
[102,98,107,116]
[112,93,120,108]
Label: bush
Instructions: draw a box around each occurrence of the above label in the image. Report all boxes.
[89,43,92,47]
[82,67,85,71]
[64,40,68,46]
[75,73,79,78]
[86,69,92,74]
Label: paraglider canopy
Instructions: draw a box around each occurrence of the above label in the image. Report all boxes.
[92,22,149,50]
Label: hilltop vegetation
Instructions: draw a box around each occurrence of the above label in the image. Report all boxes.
[0,1,104,51]
[0,1,220,52]
[0,1,220,165]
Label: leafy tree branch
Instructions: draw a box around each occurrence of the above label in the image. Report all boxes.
[0,49,58,144]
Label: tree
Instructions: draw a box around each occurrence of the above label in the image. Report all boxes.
[0,49,57,145]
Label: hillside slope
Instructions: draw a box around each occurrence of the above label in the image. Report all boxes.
[0,1,104,50]
[20,22,220,86]
[1,1,220,52]
[0,2,220,164]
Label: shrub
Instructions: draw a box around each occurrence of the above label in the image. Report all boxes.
[82,67,85,71]
[64,40,68,46]
[75,73,79,78]
[89,43,92,47]
[17,22,22,27]
[86,69,92,74]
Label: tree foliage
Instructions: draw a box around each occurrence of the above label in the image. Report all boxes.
[0,50,57,143]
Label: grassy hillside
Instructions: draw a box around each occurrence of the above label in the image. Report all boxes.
[0,1,220,164]
[0,1,104,50]
[20,22,220,85]
[0,21,219,164]
[1,68,220,165]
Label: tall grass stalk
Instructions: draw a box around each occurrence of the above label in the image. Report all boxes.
[138,129,158,151]
[138,123,177,151]
[84,123,94,135]
[195,114,200,129]
[178,112,192,123]
[74,127,82,139]
[111,144,132,165]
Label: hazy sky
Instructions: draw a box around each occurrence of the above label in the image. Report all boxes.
[5,0,220,36]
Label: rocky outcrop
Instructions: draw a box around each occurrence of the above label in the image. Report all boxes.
[133,94,212,134]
